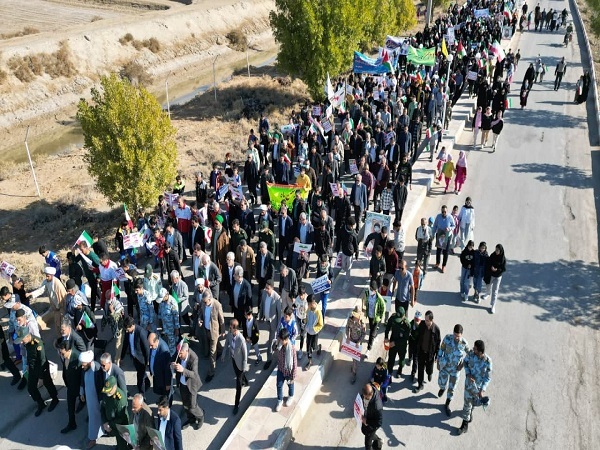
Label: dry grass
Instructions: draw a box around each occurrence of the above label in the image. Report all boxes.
[119,34,161,53]
[0,27,40,40]
[119,33,134,45]
[7,41,76,83]
[0,69,8,85]
[226,28,248,52]
[120,60,152,85]
[143,37,161,53]
[90,16,103,22]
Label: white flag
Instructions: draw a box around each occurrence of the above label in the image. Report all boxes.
[325,72,334,101]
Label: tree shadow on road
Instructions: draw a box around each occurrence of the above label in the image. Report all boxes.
[511,162,593,189]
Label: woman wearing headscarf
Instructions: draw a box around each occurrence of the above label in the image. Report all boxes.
[454,151,468,194]
[491,111,504,152]
[471,106,482,148]
[457,197,475,249]
[441,153,455,194]
[483,244,506,314]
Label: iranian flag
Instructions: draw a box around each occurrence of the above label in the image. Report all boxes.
[176,337,189,354]
[112,283,121,299]
[491,40,505,62]
[202,226,213,244]
[381,50,394,73]
[457,41,467,58]
[123,204,134,229]
[75,230,93,247]
[79,311,95,329]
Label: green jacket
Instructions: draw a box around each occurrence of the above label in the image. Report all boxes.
[25,336,48,378]
[384,313,411,344]
[101,387,130,425]
[362,289,386,323]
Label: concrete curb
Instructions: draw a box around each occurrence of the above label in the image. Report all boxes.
[571,0,600,143]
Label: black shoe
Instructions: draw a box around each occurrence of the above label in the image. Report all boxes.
[17,377,27,390]
[367,345,372,351]
[35,403,46,417]
[233,406,239,415]
[317,344,322,356]
[445,400,451,417]
[10,375,21,386]
[428,374,432,382]
[413,384,423,393]
[263,360,272,371]
[395,370,401,378]
[438,388,445,397]
[205,374,214,383]
[410,373,415,383]
[457,420,469,435]
[61,424,77,434]
[48,398,59,412]
[192,417,204,430]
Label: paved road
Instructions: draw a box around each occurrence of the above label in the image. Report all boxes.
[289,6,600,450]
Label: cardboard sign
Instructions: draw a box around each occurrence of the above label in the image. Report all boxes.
[293,242,312,253]
[146,242,161,256]
[123,233,143,250]
[353,392,364,427]
[0,261,16,280]
[311,274,331,295]
[349,159,359,175]
[164,192,179,207]
[342,337,363,361]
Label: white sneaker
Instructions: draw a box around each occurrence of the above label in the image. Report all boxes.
[491,305,496,314]
[275,400,283,412]
[284,396,294,407]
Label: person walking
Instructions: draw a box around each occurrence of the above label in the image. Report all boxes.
[415,218,433,275]
[243,307,262,366]
[458,197,475,249]
[121,316,150,395]
[413,310,441,393]
[454,151,467,194]
[274,328,297,412]
[346,306,365,384]
[360,383,384,450]
[407,310,422,382]
[261,279,283,371]
[457,340,492,435]
[441,154,456,194]
[472,242,489,302]
[394,260,414,313]
[57,339,82,434]
[491,111,504,152]
[79,350,104,449]
[221,319,249,415]
[304,294,323,370]
[432,205,455,273]
[459,241,475,301]
[384,306,411,378]
[554,57,567,90]
[520,81,531,109]
[101,376,130,450]
[437,324,469,417]
[173,342,204,430]
[480,106,493,148]
[471,106,482,149]
[482,244,506,314]
[362,281,386,352]
[198,290,225,382]
[156,395,183,450]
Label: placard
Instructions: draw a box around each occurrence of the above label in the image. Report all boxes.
[147,428,166,450]
[341,337,363,361]
[123,233,143,250]
[217,184,229,199]
[311,274,331,295]
[353,392,364,427]
[383,295,393,315]
[384,131,395,146]
[146,242,161,256]
[322,119,333,133]
[115,424,137,447]
[293,242,312,253]
[446,27,456,45]
[330,182,339,197]
[164,192,179,207]
[364,211,392,239]
[466,70,478,81]
[230,185,244,202]
[114,268,129,282]
[326,105,333,118]
[312,106,322,117]
[349,159,359,174]
[333,252,343,268]
[0,261,16,280]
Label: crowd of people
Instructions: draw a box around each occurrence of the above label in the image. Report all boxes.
[10,0,590,448]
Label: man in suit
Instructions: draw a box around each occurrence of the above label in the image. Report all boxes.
[148,333,173,397]
[386,136,401,181]
[198,290,225,383]
[156,395,183,450]
[277,205,294,263]
[59,319,87,353]
[131,394,155,450]
[235,239,256,282]
[255,241,274,293]
[278,264,298,311]
[350,173,368,226]
[165,223,184,263]
[190,216,205,253]
[173,342,204,430]
[274,154,290,184]
[221,319,248,414]
[57,339,81,434]
[230,266,252,324]
[121,316,150,395]
[260,279,282,371]
[293,212,314,247]
[198,254,222,299]
[221,252,241,305]
[100,352,127,396]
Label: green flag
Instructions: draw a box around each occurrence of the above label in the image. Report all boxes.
[171,289,181,304]
[79,311,95,329]
[75,230,93,247]
[406,46,436,66]
[266,183,308,212]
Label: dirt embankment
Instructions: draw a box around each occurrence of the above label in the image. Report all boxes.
[0,0,277,154]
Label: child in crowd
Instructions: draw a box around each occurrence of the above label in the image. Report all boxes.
[370,357,392,402]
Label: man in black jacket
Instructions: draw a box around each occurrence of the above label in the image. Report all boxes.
[122,316,150,395]
[393,178,409,221]
[361,383,383,450]
[165,223,184,263]
[57,339,82,433]
[414,310,441,393]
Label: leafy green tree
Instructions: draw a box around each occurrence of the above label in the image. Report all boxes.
[77,74,177,209]
[270,0,416,100]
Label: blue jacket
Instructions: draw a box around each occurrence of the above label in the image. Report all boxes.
[156,409,183,450]
[350,182,368,211]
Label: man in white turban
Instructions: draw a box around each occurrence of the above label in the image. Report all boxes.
[79,350,104,449]
[41,266,66,335]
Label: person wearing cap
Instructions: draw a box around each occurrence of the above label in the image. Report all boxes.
[235,239,256,282]
[362,280,386,352]
[79,350,104,448]
[260,279,282,371]
[136,278,157,333]
[415,217,434,275]
[158,288,180,356]
[65,278,89,322]
[198,290,225,382]
[14,326,59,416]
[40,265,67,334]
[56,338,82,434]
[438,324,469,417]
[384,306,411,378]
[0,303,22,386]
[345,306,365,384]
[229,219,248,255]
[39,244,62,279]
[258,219,276,255]
[101,376,130,450]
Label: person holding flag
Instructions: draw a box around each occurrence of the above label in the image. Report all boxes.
[69,280,97,351]
[75,236,100,311]
[98,253,119,310]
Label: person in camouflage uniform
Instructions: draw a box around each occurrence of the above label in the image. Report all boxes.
[437,324,469,417]
[101,376,130,450]
[157,288,180,356]
[457,339,492,435]
[135,279,156,333]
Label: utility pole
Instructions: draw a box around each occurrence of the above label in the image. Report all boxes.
[426,0,433,27]
[213,55,219,103]
[165,73,171,119]
[24,126,41,197]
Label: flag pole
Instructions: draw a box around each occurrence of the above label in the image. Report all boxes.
[24,126,41,197]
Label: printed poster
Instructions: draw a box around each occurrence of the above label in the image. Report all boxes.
[123,233,143,250]
[349,159,359,175]
[312,106,322,117]
[0,261,16,280]
[353,392,365,427]
[311,274,331,295]
[364,211,392,239]
[293,242,312,253]
[342,337,363,362]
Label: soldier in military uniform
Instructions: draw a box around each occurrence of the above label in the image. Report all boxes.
[437,324,469,417]
[14,327,59,416]
[101,375,130,450]
[457,339,492,435]
[157,288,180,356]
